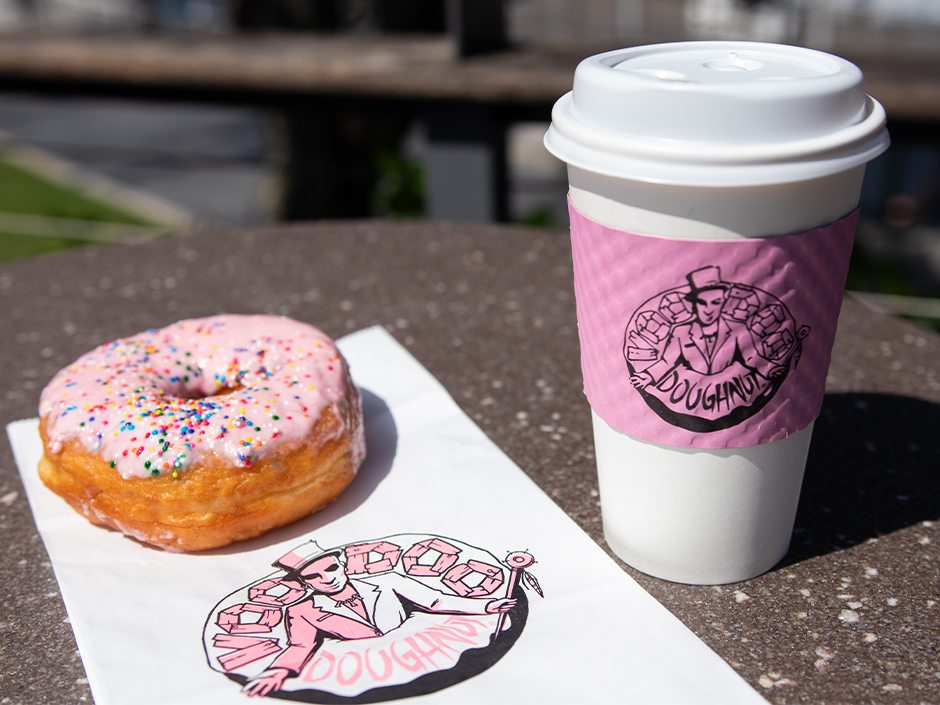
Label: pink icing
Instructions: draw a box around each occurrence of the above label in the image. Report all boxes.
[38,315,366,479]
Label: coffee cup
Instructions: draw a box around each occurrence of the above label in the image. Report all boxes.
[545,41,889,584]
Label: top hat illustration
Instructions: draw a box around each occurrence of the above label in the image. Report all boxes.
[685,266,730,301]
[274,541,344,577]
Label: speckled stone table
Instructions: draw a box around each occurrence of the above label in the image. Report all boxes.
[1,221,938,704]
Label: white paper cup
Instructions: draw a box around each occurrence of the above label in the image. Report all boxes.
[545,42,889,584]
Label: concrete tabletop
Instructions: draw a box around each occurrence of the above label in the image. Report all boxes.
[1,220,938,704]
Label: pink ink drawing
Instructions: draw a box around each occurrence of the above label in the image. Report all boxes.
[203,533,541,702]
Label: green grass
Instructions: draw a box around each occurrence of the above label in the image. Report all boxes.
[371,149,425,219]
[0,232,89,261]
[0,156,151,262]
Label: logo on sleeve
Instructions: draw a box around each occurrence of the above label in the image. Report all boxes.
[625,266,809,432]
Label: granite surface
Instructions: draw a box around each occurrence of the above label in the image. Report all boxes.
[1,221,937,704]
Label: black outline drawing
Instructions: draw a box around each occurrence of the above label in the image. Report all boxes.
[624,266,809,432]
[204,534,539,703]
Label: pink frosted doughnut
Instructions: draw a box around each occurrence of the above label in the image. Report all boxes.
[38,315,365,551]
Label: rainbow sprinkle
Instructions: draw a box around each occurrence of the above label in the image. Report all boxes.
[39,315,361,480]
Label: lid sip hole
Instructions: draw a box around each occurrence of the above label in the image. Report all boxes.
[703,53,764,72]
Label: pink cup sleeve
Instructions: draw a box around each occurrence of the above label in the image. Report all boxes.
[569,199,859,449]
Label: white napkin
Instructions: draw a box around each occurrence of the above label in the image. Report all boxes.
[9,326,766,705]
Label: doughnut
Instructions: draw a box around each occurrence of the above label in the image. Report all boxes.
[37,315,365,551]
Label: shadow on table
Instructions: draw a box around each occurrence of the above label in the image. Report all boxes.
[781,392,940,566]
[209,388,396,555]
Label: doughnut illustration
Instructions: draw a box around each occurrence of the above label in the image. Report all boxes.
[204,533,543,702]
[625,266,809,433]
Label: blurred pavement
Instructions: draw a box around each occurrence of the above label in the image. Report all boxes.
[0,93,574,230]
[0,93,278,226]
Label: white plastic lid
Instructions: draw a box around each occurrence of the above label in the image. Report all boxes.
[545,41,890,187]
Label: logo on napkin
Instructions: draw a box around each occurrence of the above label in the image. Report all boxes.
[204,533,541,702]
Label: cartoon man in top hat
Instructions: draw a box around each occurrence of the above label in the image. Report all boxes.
[243,542,516,698]
[631,266,781,390]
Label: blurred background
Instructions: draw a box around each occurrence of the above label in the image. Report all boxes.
[0,0,938,328]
